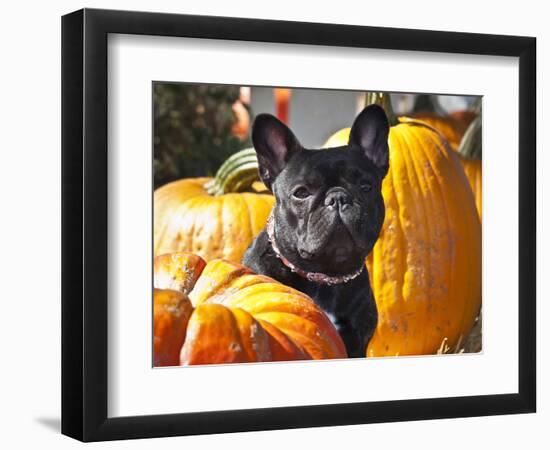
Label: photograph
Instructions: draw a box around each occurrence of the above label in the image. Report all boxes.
[0,0,543,446]
[152,83,482,366]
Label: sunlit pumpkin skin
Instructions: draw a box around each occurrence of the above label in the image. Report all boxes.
[411,112,462,150]
[460,157,482,218]
[154,178,274,261]
[412,110,477,151]
[457,115,482,219]
[153,289,194,366]
[153,252,347,365]
[324,118,481,356]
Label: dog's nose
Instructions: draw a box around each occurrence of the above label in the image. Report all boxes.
[324,188,352,211]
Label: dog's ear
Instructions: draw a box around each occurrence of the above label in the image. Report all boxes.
[349,104,390,175]
[252,114,302,189]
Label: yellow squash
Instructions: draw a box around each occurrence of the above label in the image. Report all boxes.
[324,93,481,356]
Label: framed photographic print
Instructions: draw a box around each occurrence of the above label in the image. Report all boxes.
[61,8,536,442]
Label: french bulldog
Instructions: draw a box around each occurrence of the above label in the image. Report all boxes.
[242,104,390,357]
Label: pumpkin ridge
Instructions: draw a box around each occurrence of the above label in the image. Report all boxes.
[403,116,460,150]
[228,306,272,362]
[253,306,345,355]
[182,199,198,256]
[431,127,480,328]
[424,129,475,349]
[157,201,180,255]
[181,303,249,364]
[421,129,459,349]
[410,126,450,352]
[153,252,207,294]
[153,288,194,366]
[154,178,213,256]
[421,130,460,351]
[415,126,452,352]
[242,192,255,245]
[401,126,435,353]
[154,214,171,256]
[256,318,308,360]
[374,129,408,342]
[221,195,246,261]
[220,195,233,260]
[220,286,312,308]
[189,262,254,305]
[254,311,345,359]
[388,130,407,306]
[376,155,400,313]
[224,290,332,329]
[397,127,426,353]
[392,128,416,313]
[455,160,482,342]
[281,330,334,359]
[421,126,469,353]
[213,194,224,260]
[238,292,329,318]
[154,188,182,255]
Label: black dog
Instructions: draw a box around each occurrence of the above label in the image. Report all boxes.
[242,105,390,357]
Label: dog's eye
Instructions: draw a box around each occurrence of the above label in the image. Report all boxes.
[292,187,311,199]
[361,181,372,192]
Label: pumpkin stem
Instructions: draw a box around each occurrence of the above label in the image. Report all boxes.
[205,148,261,195]
[458,115,482,159]
[364,92,399,127]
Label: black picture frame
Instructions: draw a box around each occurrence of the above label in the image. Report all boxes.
[62,8,536,442]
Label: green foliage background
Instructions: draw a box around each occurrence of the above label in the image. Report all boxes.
[153,83,249,188]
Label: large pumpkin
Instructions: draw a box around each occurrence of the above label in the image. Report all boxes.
[154,149,274,261]
[324,93,481,357]
[153,252,347,366]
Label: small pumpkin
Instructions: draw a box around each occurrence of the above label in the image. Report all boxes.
[154,149,274,261]
[324,93,481,357]
[153,252,347,366]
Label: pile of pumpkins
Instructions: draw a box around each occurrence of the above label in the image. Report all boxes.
[153,92,482,365]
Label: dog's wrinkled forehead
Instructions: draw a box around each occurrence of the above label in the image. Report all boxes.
[279,147,377,188]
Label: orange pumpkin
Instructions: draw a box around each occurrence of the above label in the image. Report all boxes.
[153,252,347,365]
[457,116,482,218]
[412,109,477,151]
[414,107,481,218]
[461,158,482,218]
[324,93,481,357]
[154,149,274,262]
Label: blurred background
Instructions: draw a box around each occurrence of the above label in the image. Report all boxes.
[153,82,479,188]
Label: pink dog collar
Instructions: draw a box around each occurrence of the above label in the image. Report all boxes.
[265,212,364,286]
